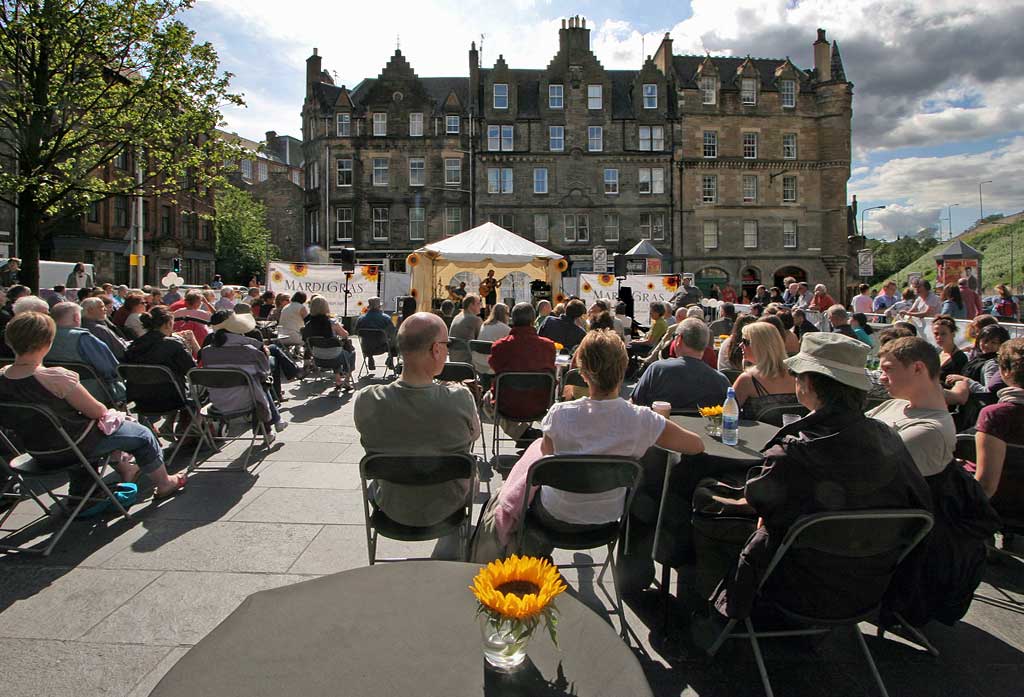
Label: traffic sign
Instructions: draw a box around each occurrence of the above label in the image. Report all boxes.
[592,247,608,273]
[129,254,146,266]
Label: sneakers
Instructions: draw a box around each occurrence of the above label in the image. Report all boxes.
[274,421,289,433]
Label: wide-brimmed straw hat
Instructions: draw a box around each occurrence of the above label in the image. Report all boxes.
[783,332,871,391]
[211,310,256,335]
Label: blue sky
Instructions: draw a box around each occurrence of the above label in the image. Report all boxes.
[185,0,1024,240]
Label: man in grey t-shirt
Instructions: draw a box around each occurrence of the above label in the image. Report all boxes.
[631,318,730,410]
[448,293,483,363]
[868,336,955,476]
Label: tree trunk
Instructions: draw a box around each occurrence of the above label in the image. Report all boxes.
[16,189,42,292]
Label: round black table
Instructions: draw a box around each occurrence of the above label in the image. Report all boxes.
[149,561,653,697]
[668,415,779,461]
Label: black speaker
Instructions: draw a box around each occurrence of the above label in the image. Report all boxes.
[613,254,628,278]
[617,285,634,320]
[340,247,356,272]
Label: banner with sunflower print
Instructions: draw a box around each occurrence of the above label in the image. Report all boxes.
[266,261,382,317]
[576,273,683,325]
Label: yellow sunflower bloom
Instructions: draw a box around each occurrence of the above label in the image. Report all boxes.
[470,555,567,621]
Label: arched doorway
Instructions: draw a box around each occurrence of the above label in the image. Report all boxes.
[500,271,533,306]
[773,266,807,292]
[449,271,481,300]
[695,266,729,297]
[741,267,761,303]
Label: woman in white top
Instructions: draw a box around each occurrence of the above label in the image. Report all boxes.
[472,303,510,376]
[276,291,308,346]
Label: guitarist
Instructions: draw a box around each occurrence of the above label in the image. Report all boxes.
[478,270,502,310]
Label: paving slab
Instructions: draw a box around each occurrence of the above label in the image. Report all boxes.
[287,523,430,575]
[251,459,362,490]
[228,487,365,525]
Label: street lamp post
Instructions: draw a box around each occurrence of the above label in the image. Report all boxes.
[946,203,960,240]
[860,205,886,237]
[979,180,993,223]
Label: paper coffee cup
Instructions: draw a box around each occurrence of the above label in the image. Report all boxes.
[652,401,672,417]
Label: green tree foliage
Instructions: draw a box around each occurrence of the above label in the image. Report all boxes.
[0,0,244,290]
[865,236,940,284]
[214,184,274,284]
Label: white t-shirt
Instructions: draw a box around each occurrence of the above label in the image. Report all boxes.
[538,397,666,524]
[909,293,941,317]
[852,294,874,314]
[278,302,307,343]
[473,322,510,375]
[867,398,955,476]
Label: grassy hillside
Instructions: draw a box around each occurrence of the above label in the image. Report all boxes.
[877,212,1024,293]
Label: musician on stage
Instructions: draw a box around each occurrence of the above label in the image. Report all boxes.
[478,270,502,309]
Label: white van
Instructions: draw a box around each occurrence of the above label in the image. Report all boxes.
[0,259,96,290]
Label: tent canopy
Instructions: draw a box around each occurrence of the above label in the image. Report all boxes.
[625,240,662,257]
[418,222,563,262]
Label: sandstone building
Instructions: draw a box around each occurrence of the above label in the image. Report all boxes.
[300,19,853,297]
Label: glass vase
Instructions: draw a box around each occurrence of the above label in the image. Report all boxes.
[704,416,723,438]
[479,613,533,671]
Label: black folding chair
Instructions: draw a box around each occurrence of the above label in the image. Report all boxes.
[0,402,132,556]
[469,340,493,356]
[359,453,478,564]
[186,368,270,471]
[117,364,199,465]
[519,455,644,638]
[435,361,476,383]
[706,509,934,697]
[356,328,397,380]
[559,367,588,400]
[955,433,1024,538]
[305,337,351,384]
[722,368,743,384]
[490,371,556,476]
[47,361,120,407]
[751,402,809,427]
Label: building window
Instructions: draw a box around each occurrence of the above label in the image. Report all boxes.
[700,76,716,105]
[408,158,425,187]
[372,207,389,240]
[308,210,320,245]
[161,206,172,236]
[493,83,508,109]
[782,175,797,202]
[257,160,268,181]
[533,168,548,194]
[446,115,460,134]
[638,213,666,241]
[604,213,619,241]
[114,196,128,227]
[444,158,461,186]
[491,213,515,232]
[87,201,100,223]
[780,79,796,108]
[488,167,513,194]
[564,214,590,242]
[743,175,758,203]
[744,220,758,248]
[643,84,657,109]
[743,132,758,159]
[240,159,253,180]
[336,207,353,241]
[372,158,389,186]
[703,220,719,249]
[783,220,798,248]
[202,221,212,241]
[549,126,564,151]
[588,126,603,152]
[587,84,602,109]
[114,150,129,170]
[741,78,757,105]
[337,158,353,187]
[488,125,500,151]
[702,175,717,203]
[409,112,424,137]
[783,133,797,160]
[640,214,652,240]
[445,207,461,236]
[501,125,513,151]
[337,113,351,136]
[409,207,425,240]
[703,131,717,158]
[534,213,549,242]
[604,169,618,195]
[373,113,387,136]
[549,84,563,109]
[638,168,664,195]
[639,125,664,151]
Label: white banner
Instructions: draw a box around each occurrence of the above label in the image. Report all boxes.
[382,271,411,313]
[267,262,381,317]
[577,273,682,325]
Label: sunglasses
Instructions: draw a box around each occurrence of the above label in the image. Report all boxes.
[739,337,751,347]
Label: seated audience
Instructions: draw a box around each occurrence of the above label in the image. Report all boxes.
[850,312,876,347]
[638,306,687,374]
[255,290,276,319]
[931,315,968,382]
[732,322,798,421]
[790,307,818,340]
[0,312,186,498]
[826,305,859,342]
[633,318,730,410]
[302,295,355,391]
[625,302,668,361]
[940,283,966,320]
[354,296,398,369]
[121,293,148,339]
[214,287,237,311]
[172,291,212,347]
[268,293,289,322]
[759,313,800,355]
[436,299,456,328]
[884,287,917,319]
[971,338,1024,518]
[80,297,127,360]
[539,298,587,351]
[708,303,736,338]
[718,314,756,371]
[615,301,634,341]
[124,306,197,423]
[276,291,308,347]
[47,302,125,404]
[354,312,480,528]
[14,295,50,316]
[473,302,511,377]
[533,299,552,331]
[488,302,557,440]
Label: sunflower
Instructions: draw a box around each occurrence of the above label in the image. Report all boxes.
[581,282,593,293]
[271,270,284,284]
[554,293,567,304]
[470,555,567,621]
[597,274,615,287]
[662,275,680,290]
[555,259,568,272]
[407,253,420,267]
[361,265,379,280]
[646,282,655,290]
[289,263,308,277]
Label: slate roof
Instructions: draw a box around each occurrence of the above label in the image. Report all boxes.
[671,55,814,91]
[477,68,643,119]
[934,240,983,260]
[320,76,470,116]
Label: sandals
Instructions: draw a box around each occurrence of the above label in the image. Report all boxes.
[153,473,188,501]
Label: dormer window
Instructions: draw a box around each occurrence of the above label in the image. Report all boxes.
[587,84,602,110]
[446,115,460,134]
[741,78,757,105]
[373,113,387,136]
[409,112,423,137]
[549,84,563,109]
[336,113,351,137]
[700,76,716,105]
[642,84,657,109]
[780,79,796,108]
[493,83,508,109]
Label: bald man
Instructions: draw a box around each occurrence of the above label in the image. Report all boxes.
[354,312,480,528]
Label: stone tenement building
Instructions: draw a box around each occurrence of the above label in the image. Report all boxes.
[301,19,853,296]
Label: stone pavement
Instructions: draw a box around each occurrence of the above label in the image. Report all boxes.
[0,356,1022,697]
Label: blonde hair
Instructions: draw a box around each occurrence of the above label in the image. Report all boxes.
[742,321,787,379]
[309,295,331,316]
[576,329,627,394]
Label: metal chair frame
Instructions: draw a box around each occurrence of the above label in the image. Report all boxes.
[518,455,644,639]
[356,328,397,380]
[434,362,491,494]
[117,363,198,465]
[751,402,809,427]
[185,368,269,472]
[490,371,556,476]
[705,509,935,697]
[0,402,131,556]
[359,453,478,564]
[304,337,351,385]
[46,360,120,407]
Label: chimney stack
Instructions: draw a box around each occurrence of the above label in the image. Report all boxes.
[558,16,591,55]
[813,29,831,82]
[653,32,673,75]
[306,48,322,97]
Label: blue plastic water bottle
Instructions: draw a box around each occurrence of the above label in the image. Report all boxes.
[722,387,739,446]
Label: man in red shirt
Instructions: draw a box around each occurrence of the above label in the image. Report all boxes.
[957,277,983,320]
[810,283,836,312]
[488,302,556,441]
[172,290,212,346]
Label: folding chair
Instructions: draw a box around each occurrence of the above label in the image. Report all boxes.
[519,455,644,638]
[468,340,493,356]
[706,509,934,697]
[356,328,397,380]
[359,453,478,564]
[751,402,809,427]
[722,368,743,384]
[0,402,132,556]
[955,433,1024,539]
[559,367,588,400]
[435,361,476,384]
[490,371,556,477]
[117,364,200,465]
[305,337,351,385]
[47,361,120,407]
[185,367,270,471]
